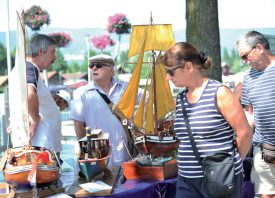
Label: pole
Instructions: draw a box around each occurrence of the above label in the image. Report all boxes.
[86,35,91,83]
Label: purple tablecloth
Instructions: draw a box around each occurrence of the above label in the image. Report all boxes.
[91,178,177,198]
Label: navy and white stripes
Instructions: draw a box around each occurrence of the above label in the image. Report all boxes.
[175,79,243,178]
[242,65,275,145]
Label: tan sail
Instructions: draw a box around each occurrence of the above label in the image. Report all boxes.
[114,24,175,134]
[9,13,29,140]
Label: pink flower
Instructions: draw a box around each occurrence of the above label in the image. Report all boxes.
[91,34,115,50]
[106,13,131,34]
[48,32,73,48]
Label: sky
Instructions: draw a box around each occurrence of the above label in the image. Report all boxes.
[1,0,275,32]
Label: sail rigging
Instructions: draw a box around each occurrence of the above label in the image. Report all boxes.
[114,24,175,135]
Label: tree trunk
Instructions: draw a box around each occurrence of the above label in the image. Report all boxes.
[186,0,221,82]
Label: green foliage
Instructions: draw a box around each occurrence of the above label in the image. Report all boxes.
[68,61,82,73]
[0,42,7,75]
[221,48,250,74]
[126,51,154,79]
[0,43,15,75]
[49,48,68,72]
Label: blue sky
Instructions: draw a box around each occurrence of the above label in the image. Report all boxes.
[1,0,275,32]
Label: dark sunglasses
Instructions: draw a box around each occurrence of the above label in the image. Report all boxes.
[165,65,184,76]
[89,63,110,69]
[240,47,255,61]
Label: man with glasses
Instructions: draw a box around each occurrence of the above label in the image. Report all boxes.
[71,54,142,167]
[236,31,275,198]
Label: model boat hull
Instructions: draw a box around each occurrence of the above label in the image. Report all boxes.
[4,166,59,186]
[78,154,110,181]
[3,147,59,186]
[135,135,179,157]
[123,159,178,180]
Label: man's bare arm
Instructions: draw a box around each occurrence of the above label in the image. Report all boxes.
[27,85,40,141]
[73,120,86,140]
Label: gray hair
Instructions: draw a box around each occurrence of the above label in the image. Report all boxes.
[27,34,56,57]
[236,30,270,50]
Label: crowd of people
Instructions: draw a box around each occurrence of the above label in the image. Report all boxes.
[8,30,275,197]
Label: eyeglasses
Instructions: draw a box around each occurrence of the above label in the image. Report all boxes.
[89,63,111,69]
[240,47,255,61]
[165,64,185,76]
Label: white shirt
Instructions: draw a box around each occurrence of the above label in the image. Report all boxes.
[71,78,140,166]
[11,63,62,152]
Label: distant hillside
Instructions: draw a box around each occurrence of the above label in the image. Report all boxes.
[1,27,275,62]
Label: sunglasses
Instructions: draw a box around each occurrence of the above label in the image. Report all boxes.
[165,65,185,76]
[89,63,111,69]
[240,47,255,61]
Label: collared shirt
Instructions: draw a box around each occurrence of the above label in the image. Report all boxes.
[11,62,62,152]
[71,78,140,166]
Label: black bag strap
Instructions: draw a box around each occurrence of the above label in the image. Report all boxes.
[96,89,137,157]
[96,89,113,106]
[179,92,203,165]
[179,92,235,166]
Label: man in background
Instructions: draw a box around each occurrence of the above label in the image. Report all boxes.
[11,34,62,154]
[237,30,275,198]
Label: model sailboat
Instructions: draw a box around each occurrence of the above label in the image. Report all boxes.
[0,13,59,187]
[113,17,179,179]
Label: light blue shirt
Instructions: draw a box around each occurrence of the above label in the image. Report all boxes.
[71,78,140,166]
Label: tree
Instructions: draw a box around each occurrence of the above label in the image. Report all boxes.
[0,43,15,75]
[186,0,221,82]
[49,49,68,73]
[221,48,249,74]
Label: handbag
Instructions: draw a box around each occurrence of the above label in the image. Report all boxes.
[261,143,275,164]
[180,93,237,197]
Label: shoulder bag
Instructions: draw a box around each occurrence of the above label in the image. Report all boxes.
[179,93,237,197]
[261,143,275,164]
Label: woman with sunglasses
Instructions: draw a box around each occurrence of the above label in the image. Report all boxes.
[162,42,252,198]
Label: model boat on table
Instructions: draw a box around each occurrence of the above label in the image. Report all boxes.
[0,13,60,188]
[78,128,110,182]
[113,15,179,180]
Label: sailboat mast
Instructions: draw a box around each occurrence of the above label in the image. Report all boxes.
[150,13,158,135]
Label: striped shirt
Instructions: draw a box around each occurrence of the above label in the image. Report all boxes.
[242,65,275,145]
[175,79,242,178]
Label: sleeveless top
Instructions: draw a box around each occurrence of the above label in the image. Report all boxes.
[175,79,243,178]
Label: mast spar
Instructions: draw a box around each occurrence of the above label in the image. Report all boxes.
[149,14,158,135]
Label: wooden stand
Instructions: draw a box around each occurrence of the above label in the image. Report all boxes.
[123,159,178,180]
[66,166,121,197]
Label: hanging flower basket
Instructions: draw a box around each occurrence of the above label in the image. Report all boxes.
[23,5,50,31]
[48,32,73,48]
[91,34,115,50]
[106,13,131,35]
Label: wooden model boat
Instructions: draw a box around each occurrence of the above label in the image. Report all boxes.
[113,15,179,179]
[0,13,60,188]
[78,128,110,181]
[2,146,59,186]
